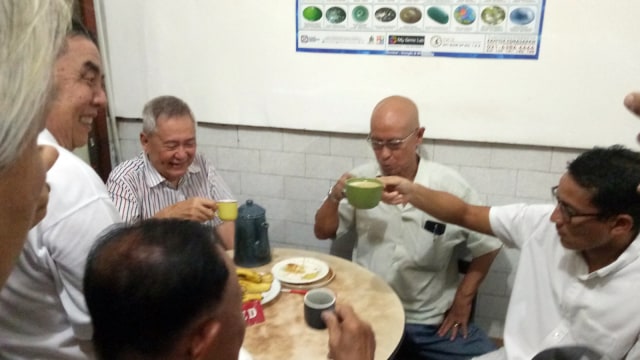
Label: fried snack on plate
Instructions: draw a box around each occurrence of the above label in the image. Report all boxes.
[284,263,305,274]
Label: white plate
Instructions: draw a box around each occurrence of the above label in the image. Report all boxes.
[261,278,281,305]
[271,257,330,284]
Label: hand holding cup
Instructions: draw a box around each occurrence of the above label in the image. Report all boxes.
[303,287,336,329]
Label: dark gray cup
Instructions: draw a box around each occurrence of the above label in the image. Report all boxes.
[303,288,336,329]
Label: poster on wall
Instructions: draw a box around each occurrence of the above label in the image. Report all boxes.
[296,0,546,59]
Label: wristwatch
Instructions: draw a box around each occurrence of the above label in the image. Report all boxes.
[327,185,343,203]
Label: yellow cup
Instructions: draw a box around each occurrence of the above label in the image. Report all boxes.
[217,200,238,221]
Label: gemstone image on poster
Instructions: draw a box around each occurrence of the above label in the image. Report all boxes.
[481,6,505,25]
[427,7,449,25]
[510,7,535,25]
[375,7,396,22]
[453,5,476,25]
[302,6,322,22]
[399,7,422,24]
[326,7,346,24]
[352,5,369,22]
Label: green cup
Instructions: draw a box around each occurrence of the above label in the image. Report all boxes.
[345,178,383,209]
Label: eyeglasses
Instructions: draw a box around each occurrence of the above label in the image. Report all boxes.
[367,128,418,150]
[551,186,601,222]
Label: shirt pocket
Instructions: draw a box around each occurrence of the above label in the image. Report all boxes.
[403,223,451,272]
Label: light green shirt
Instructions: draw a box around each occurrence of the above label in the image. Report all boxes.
[337,156,502,324]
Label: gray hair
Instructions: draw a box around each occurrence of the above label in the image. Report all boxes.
[0,0,71,172]
[141,95,196,135]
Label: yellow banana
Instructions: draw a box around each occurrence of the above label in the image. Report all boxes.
[239,279,272,294]
[236,267,262,283]
[236,267,274,284]
[242,293,263,302]
[261,272,274,284]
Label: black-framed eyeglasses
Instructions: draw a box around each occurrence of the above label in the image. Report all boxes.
[366,128,418,150]
[551,186,601,222]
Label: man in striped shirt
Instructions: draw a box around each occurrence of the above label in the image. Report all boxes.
[107,95,235,249]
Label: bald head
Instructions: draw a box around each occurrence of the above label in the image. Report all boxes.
[370,95,420,132]
[368,96,424,179]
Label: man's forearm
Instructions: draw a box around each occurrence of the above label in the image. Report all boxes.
[456,248,501,301]
[314,199,340,239]
[215,221,235,250]
[406,183,494,236]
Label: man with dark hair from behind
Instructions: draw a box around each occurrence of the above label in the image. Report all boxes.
[85,219,242,359]
[85,219,375,360]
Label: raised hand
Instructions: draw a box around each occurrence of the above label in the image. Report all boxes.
[378,175,413,205]
[328,173,353,202]
[624,92,640,193]
[624,92,640,118]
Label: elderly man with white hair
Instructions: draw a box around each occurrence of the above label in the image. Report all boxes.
[0,0,70,286]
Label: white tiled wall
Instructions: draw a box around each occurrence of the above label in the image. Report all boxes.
[115,119,585,338]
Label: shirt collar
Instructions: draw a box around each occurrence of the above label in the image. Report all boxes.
[578,233,640,280]
[38,129,59,146]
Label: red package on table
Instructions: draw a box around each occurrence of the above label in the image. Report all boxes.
[242,300,265,326]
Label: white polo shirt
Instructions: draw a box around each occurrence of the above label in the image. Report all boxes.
[482,204,640,360]
[0,130,122,359]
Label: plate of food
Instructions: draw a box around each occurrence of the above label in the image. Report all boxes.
[237,267,280,305]
[271,257,330,285]
[281,267,336,290]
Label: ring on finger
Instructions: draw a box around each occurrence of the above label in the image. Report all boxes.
[453,322,461,328]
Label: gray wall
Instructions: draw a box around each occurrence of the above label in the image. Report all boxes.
[115,118,584,338]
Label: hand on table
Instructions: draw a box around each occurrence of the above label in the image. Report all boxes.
[155,197,218,222]
[323,304,375,360]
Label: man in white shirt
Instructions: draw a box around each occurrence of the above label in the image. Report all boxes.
[0,21,121,359]
[379,145,640,359]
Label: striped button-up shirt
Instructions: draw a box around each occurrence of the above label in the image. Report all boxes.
[106,152,233,228]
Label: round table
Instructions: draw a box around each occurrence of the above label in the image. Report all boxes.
[234,248,405,360]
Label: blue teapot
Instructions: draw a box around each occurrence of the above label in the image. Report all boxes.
[234,200,272,267]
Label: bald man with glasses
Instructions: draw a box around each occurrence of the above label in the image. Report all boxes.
[314,95,502,360]
[378,145,640,360]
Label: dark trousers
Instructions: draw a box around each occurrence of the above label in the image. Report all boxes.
[391,323,497,360]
